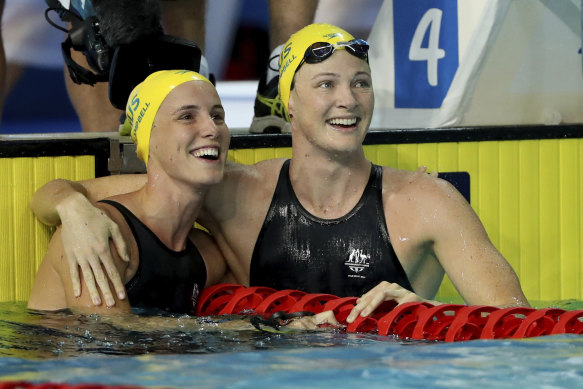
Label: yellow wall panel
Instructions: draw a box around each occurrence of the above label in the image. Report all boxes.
[3,138,583,303]
[518,141,541,299]
[0,159,15,301]
[436,142,459,172]
[228,148,255,164]
[539,140,561,300]
[274,148,293,159]
[477,142,500,246]
[0,156,95,302]
[417,143,438,172]
[559,140,581,298]
[228,147,292,165]
[498,141,521,280]
[76,156,96,179]
[32,160,55,272]
[364,143,398,167]
[13,158,35,301]
[458,142,480,206]
[396,144,420,171]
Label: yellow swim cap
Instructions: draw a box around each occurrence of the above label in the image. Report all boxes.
[123,69,212,166]
[278,23,355,116]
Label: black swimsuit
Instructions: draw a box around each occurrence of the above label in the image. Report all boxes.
[100,200,207,314]
[249,160,413,297]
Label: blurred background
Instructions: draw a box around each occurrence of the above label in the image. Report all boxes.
[0,0,383,134]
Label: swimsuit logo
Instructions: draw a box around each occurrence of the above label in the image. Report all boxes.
[345,248,370,278]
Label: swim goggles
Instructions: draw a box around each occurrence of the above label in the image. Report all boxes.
[250,311,315,333]
[299,39,369,68]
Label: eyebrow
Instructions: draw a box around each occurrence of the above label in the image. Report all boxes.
[172,104,225,115]
[311,71,371,81]
[311,72,339,80]
[172,105,200,115]
[355,71,372,78]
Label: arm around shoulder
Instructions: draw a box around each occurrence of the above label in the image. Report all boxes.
[30,179,89,226]
[30,175,147,226]
[29,175,147,308]
[28,223,133,314]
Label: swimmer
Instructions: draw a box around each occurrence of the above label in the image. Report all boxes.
[30,25,530,323]
[28,69,338,330]
[28,70,229,314]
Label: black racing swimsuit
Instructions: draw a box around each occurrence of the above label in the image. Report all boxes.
[249,160,414,297]
[99,200,207,314]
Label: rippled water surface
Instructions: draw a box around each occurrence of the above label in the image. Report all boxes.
[1,301,583,388]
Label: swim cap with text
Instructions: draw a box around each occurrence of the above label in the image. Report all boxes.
[124,70,212,166]
[278,24,355,116]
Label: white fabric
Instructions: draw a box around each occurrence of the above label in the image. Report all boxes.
[3,0,65,68]
[368,0,583,128]
[314,0,383,38]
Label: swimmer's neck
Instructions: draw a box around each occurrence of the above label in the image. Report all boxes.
[289,152,371,218]
[127,182,207,251]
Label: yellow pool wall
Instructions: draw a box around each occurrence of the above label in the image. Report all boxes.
[1,136,582,304]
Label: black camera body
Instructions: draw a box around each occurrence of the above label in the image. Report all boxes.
[45,0,202,109]
[108,35,202,109]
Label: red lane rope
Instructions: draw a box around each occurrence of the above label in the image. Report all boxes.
[3,286,579,389]
[197,283,583,342]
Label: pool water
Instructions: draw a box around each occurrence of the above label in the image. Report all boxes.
[1,301,583,388]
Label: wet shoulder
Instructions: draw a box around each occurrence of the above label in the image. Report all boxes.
[223,158,286,187]
[381,166,463,207]
[206,159,286,220]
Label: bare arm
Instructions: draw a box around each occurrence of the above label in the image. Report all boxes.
[28,224,132,314]
[347,172,529,322]
[30,175,147,225]
[29,175,147,306]
[427,178,529,307]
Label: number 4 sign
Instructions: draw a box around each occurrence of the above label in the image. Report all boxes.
[393,0,459,108]
[368,0,506,128]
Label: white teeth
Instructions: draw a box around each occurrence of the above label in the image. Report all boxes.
[328,118,357,126]
[193,147,219,158]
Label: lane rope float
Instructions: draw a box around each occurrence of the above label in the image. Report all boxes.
[196,283,583,342]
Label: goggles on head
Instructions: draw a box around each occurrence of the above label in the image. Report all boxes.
[299,39,369,68]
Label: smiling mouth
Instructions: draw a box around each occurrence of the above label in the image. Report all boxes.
[326,117,359,128]
[192,147,220,161]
